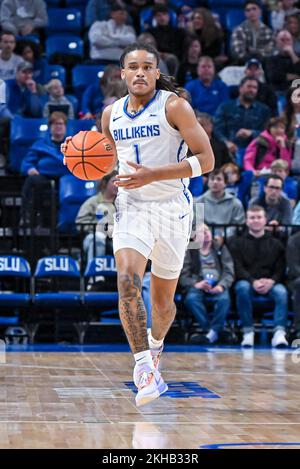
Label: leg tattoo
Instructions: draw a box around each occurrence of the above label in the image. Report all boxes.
[118,273,149,354]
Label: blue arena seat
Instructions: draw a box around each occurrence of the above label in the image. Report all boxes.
[45,35,84,59]
[58,174,97,231]
[78,256,119,342]
[0,255,31,308]
[33,255,82,307]
[46,8,82,36]
[83,256,118,306]
[68,118,95,134]
[66,94,79,116]
[44,64,66,86]
[16,34,40,45]
[9,116,48,173]
[226,9,245,31]
[71,64,105,99]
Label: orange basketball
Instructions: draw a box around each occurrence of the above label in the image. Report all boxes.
[64,130,115,180]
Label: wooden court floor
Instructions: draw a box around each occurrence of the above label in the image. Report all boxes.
[1,347,300,449]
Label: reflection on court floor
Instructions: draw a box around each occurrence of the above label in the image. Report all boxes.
[0,346,300,448]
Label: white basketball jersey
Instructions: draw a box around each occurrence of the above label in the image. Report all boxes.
[109,89,189,201]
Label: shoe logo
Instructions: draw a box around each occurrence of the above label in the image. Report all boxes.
[113,116,122,122]
[179,212,189,220]
[149,113,157,117]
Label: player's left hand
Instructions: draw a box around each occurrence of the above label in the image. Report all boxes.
[115,161,155,189]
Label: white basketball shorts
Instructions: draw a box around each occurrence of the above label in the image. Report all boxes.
[113,190,193,279]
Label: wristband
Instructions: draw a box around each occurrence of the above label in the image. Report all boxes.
[186,155,202,177]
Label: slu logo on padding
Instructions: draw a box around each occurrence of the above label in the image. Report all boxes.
[45,258,70,271]
[124,381,220,398]
[0,257,20,271]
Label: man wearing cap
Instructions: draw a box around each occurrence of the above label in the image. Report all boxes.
[88,3,136,62]
[214,76,271,156]
[240,58,277,115]
[5,61,42,117]
[231,0,274,64]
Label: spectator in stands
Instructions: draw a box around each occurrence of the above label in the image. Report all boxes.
[180,223,234,345]
[196,112,232,168]
[80,64,121,119]
[229,205,288,347]
[76,171,118,264]
[5,60,42,117]
[0,0,48,37]
[287,230,300,339]
[42,79,74,119]
[230,0,274,63]
[270,159,297,207]
[0,80,12,167]
[243,116,292,176]
[185,56,229,116]
[0,31,23,81]
[126,0,151,33]
[221,162,253,207]
[249,174,293,225]
[186,7,225,60]
[265,30,300,93]
[226,58,277,114]
[137,32,169,75]
[176,35,202,86]
[197,169,245,239]
[285,12,300,56]
[270,0,298,31]
[214,76,271,156]
[88,4,136,63]
[17,41,47,84]
[85,0,128,28]
[148,4,186,75]
[20,111,69,227]
[243,58,277,115]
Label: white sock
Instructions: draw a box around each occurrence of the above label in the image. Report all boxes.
[134,350,154,370]
[148,331,164,350]
[206,329,218,343]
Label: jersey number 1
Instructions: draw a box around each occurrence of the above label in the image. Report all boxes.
[133,144,141,164]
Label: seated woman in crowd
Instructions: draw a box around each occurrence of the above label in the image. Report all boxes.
[42,79,74,119]
[243,116,292,176]
[186,7,226,65]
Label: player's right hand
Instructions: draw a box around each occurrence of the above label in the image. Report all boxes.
[61,136,72,165]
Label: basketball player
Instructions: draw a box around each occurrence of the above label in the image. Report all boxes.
[62,43,214,407]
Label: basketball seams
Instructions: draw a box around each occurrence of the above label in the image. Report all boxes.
[65,154,114,158]
[72,161,107,175]
[70,134,106,152]
[81,131,89,180]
